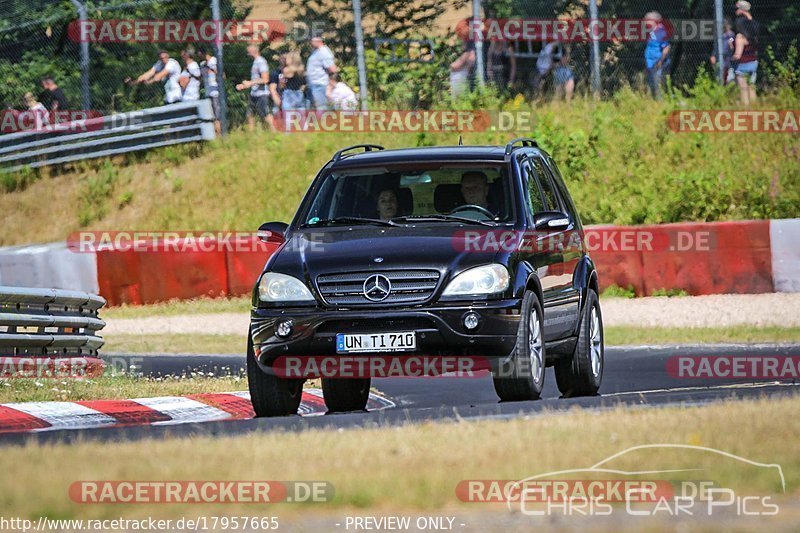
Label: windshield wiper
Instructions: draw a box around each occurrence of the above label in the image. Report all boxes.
[303,217,399,228]
[392,215,497,227]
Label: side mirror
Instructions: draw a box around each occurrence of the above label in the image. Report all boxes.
[534,211,571,231]
[257,222,289,243]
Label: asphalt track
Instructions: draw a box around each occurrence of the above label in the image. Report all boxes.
[2,344,799,446]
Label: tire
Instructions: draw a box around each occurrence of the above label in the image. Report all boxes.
[555,289,604,397]
[247,334,304,417]
[492,291,546,401]
[321,377,371,413]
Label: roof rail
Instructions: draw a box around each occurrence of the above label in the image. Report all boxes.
[504,137,539,156]
[331,144,385,163]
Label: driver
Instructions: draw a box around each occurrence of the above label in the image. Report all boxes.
[376,189,399,220]
[459,171,499,217]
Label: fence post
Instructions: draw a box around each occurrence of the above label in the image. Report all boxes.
[715,0,725,84]
[211,0,229,134]
[352,0,369,110]
[472,0,485,87]
[70,0,91,110]
[588,0,601,98]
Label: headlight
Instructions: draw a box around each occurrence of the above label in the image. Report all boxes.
[442,264,510,297]
[258,273,315,303]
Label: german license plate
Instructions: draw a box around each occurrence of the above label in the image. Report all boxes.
[336,332,416,353]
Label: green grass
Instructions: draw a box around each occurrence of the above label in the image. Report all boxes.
[102,296,250,319]
[0,374,245,403]
[1,396,798,519]
[103,334,245,354]
[605,326,800,345]
[1,90,798,246]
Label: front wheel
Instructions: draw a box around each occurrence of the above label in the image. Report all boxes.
[247,334,305,417]
[322,378,371,413]
[492,291,546,401]
[555,289,604,397]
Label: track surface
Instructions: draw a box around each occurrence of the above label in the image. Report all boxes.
[2,344,798,445]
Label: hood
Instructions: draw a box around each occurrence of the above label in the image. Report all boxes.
[267,224,505,281]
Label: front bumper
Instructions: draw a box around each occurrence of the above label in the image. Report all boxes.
[250,299,522,366]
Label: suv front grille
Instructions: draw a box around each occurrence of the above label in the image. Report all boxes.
[316,270,440,306]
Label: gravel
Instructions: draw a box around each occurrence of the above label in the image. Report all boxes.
[101,293,800,336]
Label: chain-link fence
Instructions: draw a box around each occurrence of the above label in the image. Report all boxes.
[0,0,797,135]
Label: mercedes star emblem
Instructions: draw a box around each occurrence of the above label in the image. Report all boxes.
[363,274,392,301]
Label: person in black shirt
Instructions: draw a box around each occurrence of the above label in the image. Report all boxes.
[39,76,69,112]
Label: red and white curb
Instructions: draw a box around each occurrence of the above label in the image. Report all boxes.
[0,390,395,434]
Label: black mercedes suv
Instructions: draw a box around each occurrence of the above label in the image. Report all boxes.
[248,139,604,416]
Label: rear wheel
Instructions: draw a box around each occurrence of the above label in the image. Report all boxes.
[322,378,371,412]
[555,289,604,397]
[247,334,304,417]
[492,291,545,401]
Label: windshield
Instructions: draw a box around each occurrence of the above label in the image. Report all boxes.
[299,164,514,227]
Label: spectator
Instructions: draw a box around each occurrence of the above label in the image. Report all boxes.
[376,189,399,221]
[533,41,558,97]
[553,46,575,103]
[449,23,476,100]
[39,76,68,112]
[270,52,308,113]
[644,11,671,99]
[732,1,759,107]
[236,44,273,131]
[135,51,183,104]
[22,92,48,129]
[306,36,337,110]
[178,47,202,102]
[197,47,221,136]
[486,40,516,90]
[326,73,358,111]
[710,19,736,85]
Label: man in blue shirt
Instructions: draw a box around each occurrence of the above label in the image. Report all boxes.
[644,11,671,99]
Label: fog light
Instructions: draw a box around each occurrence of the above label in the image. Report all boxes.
[275,320,294,338]
[463,312,481,331]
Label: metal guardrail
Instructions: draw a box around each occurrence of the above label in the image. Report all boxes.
[0,99,216,173]
[0,287,106,357]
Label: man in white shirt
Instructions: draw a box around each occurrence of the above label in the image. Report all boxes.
[236,44,273,130]
[179,47,202,102]
[135,51,183,104]
[306,36,337,110]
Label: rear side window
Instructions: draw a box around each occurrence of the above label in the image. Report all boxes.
[546,156,580,221]
[531,157,561,211]
[520,157,545,215]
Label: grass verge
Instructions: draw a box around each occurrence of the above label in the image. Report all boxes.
[0,374,245,404]
[0,395,797,520]
[101,327,800,355]
[102,297,250,320]
[1,91,799,247]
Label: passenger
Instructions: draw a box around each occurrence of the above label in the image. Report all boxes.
[376,189,399,221]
